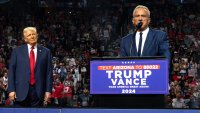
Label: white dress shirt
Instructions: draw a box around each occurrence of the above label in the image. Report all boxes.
[28,44,37,62]
[135,27,149,55]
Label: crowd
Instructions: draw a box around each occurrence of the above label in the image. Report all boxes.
[0,1,122,107]
[0,1,200,108]
[122,3,200,108]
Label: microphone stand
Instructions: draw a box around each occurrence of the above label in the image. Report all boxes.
[130,22,143,55]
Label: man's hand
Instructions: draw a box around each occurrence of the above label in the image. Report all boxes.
[44,92,51,103]
[9,92,16,101]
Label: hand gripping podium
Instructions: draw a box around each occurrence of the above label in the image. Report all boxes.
[90,56,169,108]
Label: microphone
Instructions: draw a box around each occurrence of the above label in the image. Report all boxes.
[130,21,143,55]
[136,21,143,30]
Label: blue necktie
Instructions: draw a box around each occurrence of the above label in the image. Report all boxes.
[138,32,143,56]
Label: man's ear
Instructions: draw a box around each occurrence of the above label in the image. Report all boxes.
[148,18,151,25]
[23,37,27,42]
[132,18,135,25]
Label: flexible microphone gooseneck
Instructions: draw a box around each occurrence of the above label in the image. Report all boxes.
[129,22,143,56]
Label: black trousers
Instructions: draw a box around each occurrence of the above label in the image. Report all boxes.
[14,85,43,107]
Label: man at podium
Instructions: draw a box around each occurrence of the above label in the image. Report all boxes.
[120,5,170,59]
[100,5,171,108]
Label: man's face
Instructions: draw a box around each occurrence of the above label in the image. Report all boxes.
[23,29,38,46]
[132,8,150,31]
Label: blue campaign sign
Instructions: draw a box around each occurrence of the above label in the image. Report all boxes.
[90,58,169,94]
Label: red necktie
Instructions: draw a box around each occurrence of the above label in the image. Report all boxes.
[30,46,35,85]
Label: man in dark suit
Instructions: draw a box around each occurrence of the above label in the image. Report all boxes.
[8,27,53,107]
[120,5,170,59]
[106,5,170,108]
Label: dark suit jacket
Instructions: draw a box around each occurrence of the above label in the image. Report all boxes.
[120,28,170,60]
[8,44,53,101]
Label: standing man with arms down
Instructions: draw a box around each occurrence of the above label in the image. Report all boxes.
[120,5,170,59]
[8,27,53,107]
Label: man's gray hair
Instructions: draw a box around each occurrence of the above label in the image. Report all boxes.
[133,5,150,18]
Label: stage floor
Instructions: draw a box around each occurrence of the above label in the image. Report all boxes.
[0,108,199,113]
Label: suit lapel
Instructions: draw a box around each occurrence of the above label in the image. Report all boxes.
[131,33,138,56]
[142,29,153,56]
[22,45,30,70]
[35,45,42,70]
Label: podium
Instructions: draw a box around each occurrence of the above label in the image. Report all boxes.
[90,57,169,108]
[93,94,165,108]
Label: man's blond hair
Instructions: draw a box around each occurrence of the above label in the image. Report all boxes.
[23,27,37,36]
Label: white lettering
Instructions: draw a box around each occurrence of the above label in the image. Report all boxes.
[124,70,132,78]
[141,79,146,85]
[115,71,122,78]
[118,79,124,85]
[133,79,140,85]
[133,70,143,78]
[111,79,117,85]
[106,71,113,79]
[126,78,132,85]
[144,70,151,78]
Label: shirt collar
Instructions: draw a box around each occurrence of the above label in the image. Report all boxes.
[27,44,37,49]
[137,27,149,35]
